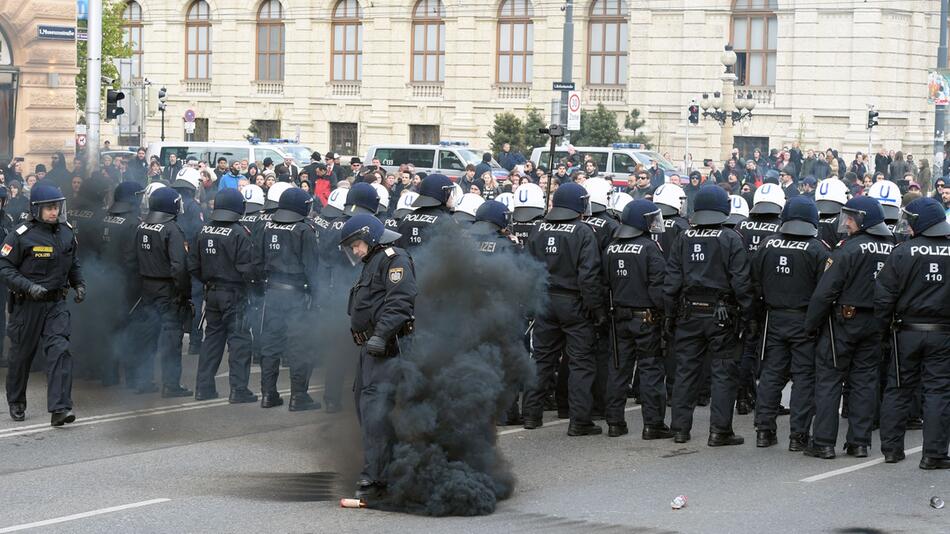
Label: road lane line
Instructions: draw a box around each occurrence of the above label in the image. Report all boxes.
[0,386,324,439]
[0,498,170,533]
[799,446,924,482]
[215,369,262,379]
[498,406,641,436]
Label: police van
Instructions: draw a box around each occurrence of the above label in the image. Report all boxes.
[145,140,305,168]
[365,141,507,180]
[529,143,679,189]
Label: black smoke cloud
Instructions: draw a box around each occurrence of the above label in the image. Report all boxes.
[374,220,548,516]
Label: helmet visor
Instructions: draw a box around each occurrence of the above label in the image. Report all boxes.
[34,199,67,223]
[894,208,917,237]
[645,208,665,234]
[837,208,865,234]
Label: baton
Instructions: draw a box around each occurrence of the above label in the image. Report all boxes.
[127,296,142,316]
[758,310,770,362]
[523,319,536,338]
[891,325,901,389]
[608,291,620,370]
[827,316,838,369]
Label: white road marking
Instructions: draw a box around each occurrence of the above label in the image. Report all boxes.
[498,406,642,436]
[800,446,924,482]
[0,498,170,533]
[0,386,324,439]
[215,369,262,379]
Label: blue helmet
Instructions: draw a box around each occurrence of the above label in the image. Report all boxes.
[547,182,590,222]
[345,182,381,216]
[144,187,182,224]
[839,195,891,237]
[763,169,780,184]
[211,187,246,222]
[690,184,730,226]
[339,214,402,263]
[111,181,144,214]
[899,197,950,237]
[412,174,454,208]
[617,199,664,238]
[473,200,510,231]
[29,183,67,222]
[779,196,819,237]
[273,187,313,223]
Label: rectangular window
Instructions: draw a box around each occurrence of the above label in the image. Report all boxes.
[412,23,445,82]
[193,118,209,142]
[252,119,280,140]
[330,122,359,156]
[410,124,440,145]
[731,14,777,87]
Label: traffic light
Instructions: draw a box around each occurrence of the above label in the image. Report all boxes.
[867,108,879,130]
[105,89,125,120]
[158,87,167,113]
[688,103,700,125]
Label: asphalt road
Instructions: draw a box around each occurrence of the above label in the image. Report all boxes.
[0,351,944,534]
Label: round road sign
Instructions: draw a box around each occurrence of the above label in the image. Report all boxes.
[568,93,581,113]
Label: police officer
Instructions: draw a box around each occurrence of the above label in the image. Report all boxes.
[0,185,13,368]
[258,187,321,411]
[136,187,193,398]
[664,184,755,446]
[606,192,633,222]
[804,196,894,459]
[341,214,417,501]
[397,174,456,249]
[1,184,84,425]
[67,174,109,261]
[751,197,830,450]
[387,191,418,231]
[876,198,950,469]
[470,200,516,256]
[736,182,786,415]
[524,183,605,436]
[511,183,546,245]
[603,200,671,439]
[189,188,257,403]
[814,178,850,249]
[248,181,293,361]
[172,168,206,356]
[452,193,485,225]
[866,180,903,237]
[725,195,749,229]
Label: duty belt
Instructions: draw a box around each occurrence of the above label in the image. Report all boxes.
[205,280,245,292]
[351,319,416,347]
[548,288,580,297]
[685,300,716,316]
[614,307,655,323]
[767,306,807,314]
[897,322,950,333]
[18,288,68,302]
[839,305,872,319]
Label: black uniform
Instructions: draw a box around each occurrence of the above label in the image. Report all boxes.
[189,221,255,397]
[876,236,950,462]
[752,234,830,440]
[525,220,605,426]
[349,245,416,485]
[178,191,205,354]
[511,218,541,246]
[804,232,894,450]
[396,206,453,249]
[0,210,13,364]
[135,219,191,391]
[653,215,689,260]
[242,210,266,362]
[818,214,846,250]
[1,220,83,414]
[100,206,143,386]
[664,226,754,438]
[586,212,620,416]
[259,219,320,402]
[603,234,667,431]
[653,213,689,397]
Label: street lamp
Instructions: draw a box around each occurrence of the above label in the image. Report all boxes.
[697,45,754,161]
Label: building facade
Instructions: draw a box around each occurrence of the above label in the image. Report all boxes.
[0,0,79,173]
[128,0,942,165]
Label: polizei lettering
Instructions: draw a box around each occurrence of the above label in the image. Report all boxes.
[201,225,233,237]
[684,229,722,238]
[264,221,297,231]
[138,222,165,232]
[539,223,577,233]
[740,221,780,232]
[607,243,644,255]
[764,238,810,251]
[586,218,607,228]
[403,213,438,224]
[910,245,950,257]
[103,215,127,225]
[858,242,893,255]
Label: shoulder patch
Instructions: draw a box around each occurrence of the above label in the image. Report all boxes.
[388,267,404,284]
[384,247,396,257]
[1,243,11,256]
[15,225,28,235]
[824,258,833,271]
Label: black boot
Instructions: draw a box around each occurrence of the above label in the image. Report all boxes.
[756,429,778,448]
[708,431,744,447]
[642,424,674,440]
[194,389,219,401]
[607,422,628,438]
[919,456,950,470]
[289,393,322,412]
[229,389,258,404]
[260,392,284,408]
[803,443,836,459]
[788,432,809,452]
[162,384,193,398]
[883,449,905,464]
[844,443,868,458]
[736,397,752,415]
[9,403,25,422]
[522,417,543,430]
[567,422,603,436]
[50,410,76,427]
[673,430,691,443]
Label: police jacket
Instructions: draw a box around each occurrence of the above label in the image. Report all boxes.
[249,210,274,278]
[604,235,665,310]
[188,221,254,287]
[653,215,689,260]
[585,213,620,253]
[818,214,845,250]
[135,219,190,296]
[511,218,541,247]
[68,199,107,261]
[177,194,204,246]
[751,233,830,310]
[396,206,454,249]
[469,224,517,255]
[0,221,83,294]
[320,215,360,290]
[260,219,320,301]
[738,214,782,254]
[101,208,141,284]
[526,218,605,313]
[663,225,755,317]
[804,231,894,333]
[348,245,416,341]
[874,235,950,324]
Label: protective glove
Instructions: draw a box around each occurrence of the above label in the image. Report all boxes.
[663,317,675,340]
[592,309,608,329]
[746,320,760,338]
[27,284,48,301]
[366,335,387,357]
[73,285,86,304]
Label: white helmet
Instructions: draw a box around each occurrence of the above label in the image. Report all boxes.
[726,195,749,226]
[607,191,633,218]
[814,178,850,215]
[370,183,390,214]
[173,167,201,192]
[452,193,485,222]
[512,183,545,223]
[866,179,902,220]
[241,184,265,213]
[448,183,464,210]
[264,181,294,210]
[140,182,167,212]
[583,177,613,213]
[751,183,786,215]
[495,192,515,211]
[322,187,349,218]
[394,191,419,219]
[653,183,687,217]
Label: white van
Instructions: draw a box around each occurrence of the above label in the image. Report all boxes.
[365,142,507,180]
[145,141,298,167]
[529,143,679,188]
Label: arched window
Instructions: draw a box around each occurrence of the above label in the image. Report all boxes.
[122,1,143,79]
[497,0,533,84]
[587,0,628,86]
[332,0,362,81]
[256,0,285,81]
[185,0,211,80]
[411,0,445,83]
[731,0,777,87]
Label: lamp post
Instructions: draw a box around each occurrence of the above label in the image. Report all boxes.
[719,45,738,164]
